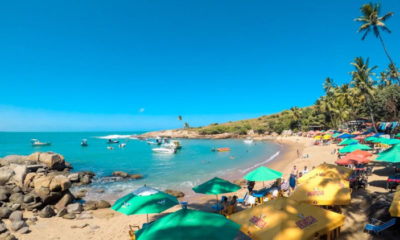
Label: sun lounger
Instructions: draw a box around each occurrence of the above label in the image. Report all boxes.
[364,218,396,235]
[238,192,248,204]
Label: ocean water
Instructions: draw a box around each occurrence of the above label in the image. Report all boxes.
[0,132,282,200]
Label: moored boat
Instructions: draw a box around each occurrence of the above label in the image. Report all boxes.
[216,147,230,152]
[81,139,88,147]
[31,139,51,147]
[107,139,120,144]
[244,138,253,144]
[152,147,176,154]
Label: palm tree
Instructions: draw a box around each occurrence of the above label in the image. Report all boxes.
[289,106,302,130]
[183,122,190,129]
[178,115,182,121]
[350,57,378,132]
[355,3,398,81]
[378,71,391,87]
[386,63,400,84]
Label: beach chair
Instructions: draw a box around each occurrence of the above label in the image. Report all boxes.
[238,192,248,204]
[364,218,396,235]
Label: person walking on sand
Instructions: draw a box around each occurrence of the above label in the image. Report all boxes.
[291,165,298,177]
[302,166,309,175]
[289,174,296,195]
[296,149,300,158]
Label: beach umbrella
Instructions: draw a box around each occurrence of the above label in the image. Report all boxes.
[229,198,345,240]
[372,133,383,137]
[376,144,400,163]
[290,176,351,206]
[365,136,378,142]
[135,208,240,240]
[111,186,179,222]
[347,149,373,158]
[297,163,353,185]
[387,139,400,145]
[192,177,240,204]
[314,135,322,140]
[338,139,358,146]
[395,133,400,139]
[244,166,282,187]
[339,143,371,154]
[336,155,369,165]
[332,133,342,138]
[322,134,331,140]
[338,133,356,139]
[354,135,365,140]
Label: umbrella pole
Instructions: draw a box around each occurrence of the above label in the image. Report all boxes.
[263,181,265,188]
[147,214,149,223]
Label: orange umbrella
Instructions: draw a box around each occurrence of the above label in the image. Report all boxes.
[347,150,372,158]
[336,155,369,165]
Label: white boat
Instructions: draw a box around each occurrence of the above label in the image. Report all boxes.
[147,141,158,145]
[244,138,253,144]
[31,139,51,147]
[107,146,114,150]
[152,147,175,154]
[119,143,126,148]
[81,139,88,147]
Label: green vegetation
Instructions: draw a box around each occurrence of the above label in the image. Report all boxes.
[195,3,399,135]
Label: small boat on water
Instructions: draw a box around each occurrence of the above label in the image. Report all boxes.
[107,146,114,150]
[81,139,88,147]
[147,141,158,145]
[119,143,126,148]
[216,148,230,152]
[152,147,176,154]
[107,139,120,144]
[31,139,51,147]
[244,138,253,144]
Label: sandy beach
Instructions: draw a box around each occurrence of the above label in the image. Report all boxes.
[7,136,396,240]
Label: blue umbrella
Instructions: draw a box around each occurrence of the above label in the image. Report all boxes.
[338,133,356,139]
[372,133,384,137]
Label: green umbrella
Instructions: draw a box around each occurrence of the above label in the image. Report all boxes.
[376,144,400,163]
[192,177,240,205]
[387,139,400,145]
[333,133,342,138]
[111,186,179,222]
[395,133,400,138]
[244,166,282,182]
[339,143,371,154]
[135,209,240,240]
[365,136,378,142]
[338,139,359,146]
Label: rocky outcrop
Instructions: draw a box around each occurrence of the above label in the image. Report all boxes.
[112,171,143,180]
[27,152,65,170]
[165,189,185,198]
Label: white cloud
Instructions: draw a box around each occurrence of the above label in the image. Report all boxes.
[139,108,145,113]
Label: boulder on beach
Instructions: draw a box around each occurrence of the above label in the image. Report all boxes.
[0,207,12,219]
[129,174,143,180]
[0,167,14,185]
[67,203,82,214]
[27,152,66,170]
[54,191,74,211]
[164,189,185,198]
[112,171,128,178]
[96,200,111,209]
[39,206,55,218]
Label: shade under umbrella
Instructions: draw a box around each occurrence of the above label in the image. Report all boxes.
[244,166,282,182]
[338,139,358,146]
[111,186,179,222]
[376,145,400,163]
[339,143,371,154]
[135,208,241,240]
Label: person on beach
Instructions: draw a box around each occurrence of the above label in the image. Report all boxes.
[281,178,289,196]
[291,165,298,177]
[289,174,296,194]
[247,181,255,193]
[230,196,238,212]
[296,149,300,158]
[302,166,309,175]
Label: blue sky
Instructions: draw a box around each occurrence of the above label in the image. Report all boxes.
[0,0,399,131]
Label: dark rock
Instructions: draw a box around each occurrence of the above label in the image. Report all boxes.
[23,195,34,204]
[96,189,104,193]
[70,223,88,228]
[0,207,12,219]
[74,189,87,198]
[9,211,23,222]
[112,171,128,178]
[64,162,73,169]
[0,192,9,202]
[11,186,21,194]
[80,175,91,185]
[83,201,97,211]
[39,206,55,218]
[10,220,26,231]
[55,191,74,211]
[62,213,76,220]
[96,200,111,209]
[25,202,42,211]
[165,189,185,198]
[0,167,14,185]
[67,203,82,214]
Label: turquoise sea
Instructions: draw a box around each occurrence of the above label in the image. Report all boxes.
[0,132,282,200]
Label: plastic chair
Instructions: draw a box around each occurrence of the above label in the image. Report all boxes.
[238,192,248,204]
[365,218,396,235]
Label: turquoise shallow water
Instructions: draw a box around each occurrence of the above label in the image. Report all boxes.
[0,132,282,200]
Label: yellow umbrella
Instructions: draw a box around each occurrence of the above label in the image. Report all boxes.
[389,185,400,217]
[322,134,331,140]
[314,135,322,140]
[297,163,352,185]
[228,198,345,240]
[289,177,351,206]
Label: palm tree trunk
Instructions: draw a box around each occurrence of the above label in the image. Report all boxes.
[367,104,378,133]
[378,34,400,82]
